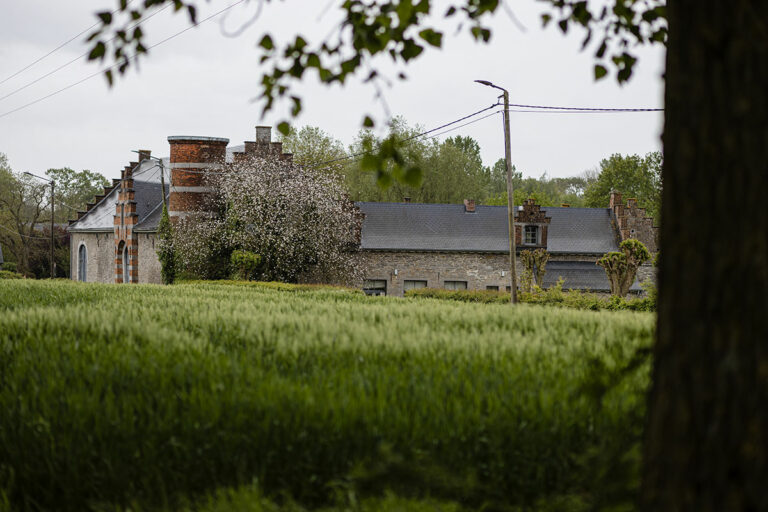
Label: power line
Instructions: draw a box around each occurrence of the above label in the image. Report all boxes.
[0,0,247,120]
[507,102,663,112]
[0,1,133,87]
[0,3,173,103]
[425,109,501,140]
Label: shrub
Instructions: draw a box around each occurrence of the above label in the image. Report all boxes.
[2,261,17,273]
[0,270,23,280]
[407,280,656,312]
[230,250,262,280]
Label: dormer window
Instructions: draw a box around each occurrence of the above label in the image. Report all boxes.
[524,225,538,245]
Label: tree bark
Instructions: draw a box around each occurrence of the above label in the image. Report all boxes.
[642,1,768,510]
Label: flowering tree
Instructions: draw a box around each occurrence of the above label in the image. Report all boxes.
[172,157,362,285]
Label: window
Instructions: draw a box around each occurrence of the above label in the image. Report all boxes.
[486,285,499,291]
[122,244,129,283]
[78,244,87,282]
[506,285,512,292]
[363,279,387,296]
[404,280,427,291]
[524,225,538,245]
[444,280,467,291]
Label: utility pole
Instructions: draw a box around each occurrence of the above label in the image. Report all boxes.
[24,171,55,278]
[475,80,517,303]
[50,179,55,278]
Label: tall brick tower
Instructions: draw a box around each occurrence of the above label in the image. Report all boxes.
[167,136,229,223]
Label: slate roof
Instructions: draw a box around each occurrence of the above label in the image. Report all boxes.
[542,261,641,292]
[134,188,170,232]
[357,202,619,254]
[69,159,168,232]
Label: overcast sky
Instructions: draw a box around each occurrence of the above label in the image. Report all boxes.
[0,1,665,182]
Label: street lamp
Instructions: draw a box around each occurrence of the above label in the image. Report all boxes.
[475,79,518,304]
[24,171,55,279]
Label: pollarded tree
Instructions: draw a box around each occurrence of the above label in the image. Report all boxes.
[519,248,550,293]
[597,239,651,298]
[172,156,362,285]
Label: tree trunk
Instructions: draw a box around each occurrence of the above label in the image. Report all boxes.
[642,1,768,510]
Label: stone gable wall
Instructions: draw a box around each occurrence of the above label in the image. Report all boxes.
[70,232,118,283]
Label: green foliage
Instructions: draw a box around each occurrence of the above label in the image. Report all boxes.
[84,1,666,189]
[45,167,110,222]
[0,270,23,279]
[1,262,16,273]
[597,239,652,298]
[584,152,662,222]
[0,280,653,511]
[484,167,595,208]
[230,250,262,281]
[279,125,347,169]
[156,203,176,285]
[345,119,504,204]
[406,282,656,312]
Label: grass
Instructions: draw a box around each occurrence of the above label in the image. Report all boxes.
[0,280,654,511]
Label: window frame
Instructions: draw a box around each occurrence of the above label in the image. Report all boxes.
[78,243,87,282]
[524,225,539,245]
[403,279,428,291]
[444,280,468,291]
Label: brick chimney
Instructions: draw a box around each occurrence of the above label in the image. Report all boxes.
[463,199,476,213]
[235,126,293,162]
[138,149,152,162]
[167,135,229,223]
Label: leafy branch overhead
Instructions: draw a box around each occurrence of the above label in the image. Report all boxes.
[85,0,667,185]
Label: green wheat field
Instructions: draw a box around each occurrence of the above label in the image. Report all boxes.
[0,280,654,512]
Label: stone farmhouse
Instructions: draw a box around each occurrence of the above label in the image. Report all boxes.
[69,127,657,294]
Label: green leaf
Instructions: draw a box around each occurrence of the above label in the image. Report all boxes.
[362,116,375,128]
[594,64,607,80]
[88,42,106,61]
[187,5,197,24]
[277,121,291,136]
[403,166,423,186]
[104,69,114,86]
[97,11,112,24]
[418,29,443,48]
[259,34,274,51]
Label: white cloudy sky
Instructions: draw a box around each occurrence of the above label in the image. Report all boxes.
[0,0,665,182]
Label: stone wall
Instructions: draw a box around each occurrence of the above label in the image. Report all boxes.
[137,232,162,284]
[69,231,117,283]
[358,251,605,297]
[610,191,659,252]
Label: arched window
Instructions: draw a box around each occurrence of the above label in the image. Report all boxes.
[122,244,129,283]
[78,243,87,282]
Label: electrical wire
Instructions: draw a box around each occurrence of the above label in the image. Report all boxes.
[0,3,173,103]
[0,1,134,87]
[506,102,663,112]
[425,110,501,140]
[0,0,247,120]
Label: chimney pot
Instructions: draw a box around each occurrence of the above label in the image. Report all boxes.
[404,196,411,203]
[138,149,151,161]
[463,198,476,213]
[255,126,272,144]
